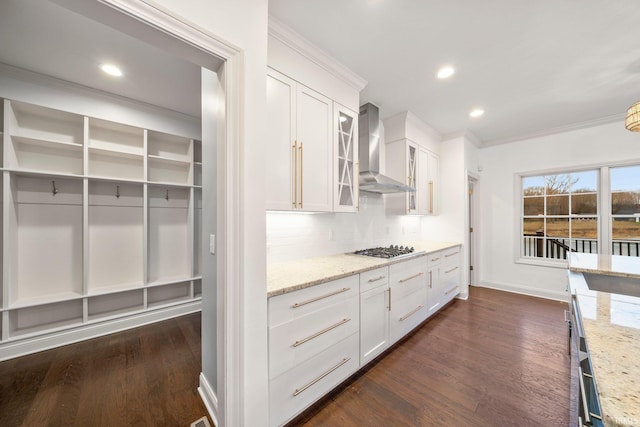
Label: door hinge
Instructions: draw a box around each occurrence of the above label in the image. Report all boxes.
[470,265,474,271]
[470,227,474,232]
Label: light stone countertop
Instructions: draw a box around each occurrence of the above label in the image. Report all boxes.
[569,270,640,427]
[267,241,460,298]
[569,252,640,279]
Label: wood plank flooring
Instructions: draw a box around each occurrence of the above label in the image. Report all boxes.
[0,287,573,427]
[0,313,210,427]
[289,286,574,427]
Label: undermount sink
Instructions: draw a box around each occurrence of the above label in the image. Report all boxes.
[583,273,640,298]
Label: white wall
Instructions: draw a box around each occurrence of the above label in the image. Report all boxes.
[150,0,269,425]
[478,120,640,301]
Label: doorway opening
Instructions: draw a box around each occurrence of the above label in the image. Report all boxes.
[468,174,479,287]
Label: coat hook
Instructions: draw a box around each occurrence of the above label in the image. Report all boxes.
[116,185,120,199]
[165,189,169,201]
[52,181,58,196]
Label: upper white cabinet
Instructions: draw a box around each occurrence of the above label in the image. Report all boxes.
[266,69,332,212]
[383,111,441,216]
[334,104,358,212]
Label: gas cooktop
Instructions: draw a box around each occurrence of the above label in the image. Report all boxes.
[353,245,423,259]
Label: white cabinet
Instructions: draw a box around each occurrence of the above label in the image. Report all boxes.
[440,246,461,305]
[359,267,390,365]
[385,139,439,215]
[389,256,428,343]
[1,99,202,343]
[266,69,333,212]
[426,251,442,315]
[334,104,358,212]
[268,275,359,426]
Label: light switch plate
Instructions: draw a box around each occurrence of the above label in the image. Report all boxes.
[209,234,215,254]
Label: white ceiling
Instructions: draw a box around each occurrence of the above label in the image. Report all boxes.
[0,0,202,118]
[269,0,640,145]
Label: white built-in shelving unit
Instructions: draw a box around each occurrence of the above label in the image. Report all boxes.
[1,98,202,343]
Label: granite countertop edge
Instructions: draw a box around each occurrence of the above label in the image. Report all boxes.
[267,241,460,298]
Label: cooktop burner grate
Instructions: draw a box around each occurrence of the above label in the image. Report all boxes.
[353,245,419,259]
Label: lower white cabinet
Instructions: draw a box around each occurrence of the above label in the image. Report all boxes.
[440,246,461,306]
[359,267,390,365]
[389,256,428,344]
[427,251,442,315]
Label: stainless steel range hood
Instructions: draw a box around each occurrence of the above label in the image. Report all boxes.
[359,103,415,193]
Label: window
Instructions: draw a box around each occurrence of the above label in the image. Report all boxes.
[611,165,640,256]
[522,171,598,261]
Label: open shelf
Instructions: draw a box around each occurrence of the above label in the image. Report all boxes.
[147,130,192,162]
[87,289,144,321]
[88,147,144,181]
[8,299,83,338]
[147,281,191,308]
[194,279,202,298]
[5,99,84,146]
[148,156,191,184]
[88,117,144,156]
[9,135,83,175]
[88,181,144,294]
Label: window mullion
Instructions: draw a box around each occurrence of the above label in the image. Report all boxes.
[600,167,611,256]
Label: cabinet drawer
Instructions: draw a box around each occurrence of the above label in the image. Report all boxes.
[390,257,426,299]
[269,293,359,379]
[441,263,460,304]
[390,287,427,343]
[269,333,359,427]
[360,266,389,293]
[442,246,461,266]
[427,251,442,266]
[269,275,359,328]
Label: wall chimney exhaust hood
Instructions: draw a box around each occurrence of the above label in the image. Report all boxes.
[358,103,415,194]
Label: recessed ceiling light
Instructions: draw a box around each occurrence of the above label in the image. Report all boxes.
[436,66,455,79]
[469,108,485,118]
[100,63,122,77]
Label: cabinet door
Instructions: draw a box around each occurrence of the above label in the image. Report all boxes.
[296,85,333,212]
[406,141,418,214]
[417,148,429,215]
[266,70,296,210]
[427,266,441,315]
[360,285,390,365]
[334,104,358,212]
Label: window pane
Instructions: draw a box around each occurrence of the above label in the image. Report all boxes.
[523,176,544,196]
[612,218,640,256]
[546,218,569,238]
[546,195,569,215]
[572,171,597,193]
[611,166,640,215]
[523,218,544,235]
[571,218,597,239]
[572,193,597,215]
[545,174,572,195]
[523,196,544,215]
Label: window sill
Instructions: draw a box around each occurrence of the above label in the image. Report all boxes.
[516,257,568,269]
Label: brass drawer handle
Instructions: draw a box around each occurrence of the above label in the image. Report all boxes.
[292,318,350,347]
[367,275,386,283]
[445,285,458,295]
[445,266,459,274]
[293,357,351,397]
[291,288,350,308]
[431,257,440,262]
[398,272,424,283]
[445,252,459,258]
[399,305,424,321]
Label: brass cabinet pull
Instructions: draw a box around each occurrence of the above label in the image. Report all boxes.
[444,285,458,295]
[398,272,424,283]
[429,180,433,214]
[431,257,440,262]
[388,288,392,311]
[292,318,350,347]
[292,141,298,208]
[368,275,386,283]
[429,271,432,289]
[399,305,424,321]
[293,357,350,397]
[445,252,459,258]
[291,287,350,308]
[299,141,303,208]
[445,266,459,274]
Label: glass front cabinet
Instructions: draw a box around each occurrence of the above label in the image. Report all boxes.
[334,104,359,212]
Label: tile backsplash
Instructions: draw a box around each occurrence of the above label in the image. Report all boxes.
[267,193,423,263]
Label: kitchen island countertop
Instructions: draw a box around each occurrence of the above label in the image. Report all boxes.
[569,253,640,427]
[267,241,460,297]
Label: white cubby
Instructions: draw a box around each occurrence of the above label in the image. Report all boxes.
[12,175,83,306]
[88,181,144,294]
[147,185,191,284]
[147,281,191,308]
[87,290,144,321]
[0,97,203,352]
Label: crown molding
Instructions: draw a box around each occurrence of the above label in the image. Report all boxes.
[443,130,482,147]
[481,113,625,147]
[268,16,367,92]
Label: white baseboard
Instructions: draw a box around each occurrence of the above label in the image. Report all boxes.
[198,372,219,427]
[0,301,202,362]
[477,281,569,302]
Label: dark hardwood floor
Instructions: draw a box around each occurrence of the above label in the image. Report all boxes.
[0,313,210,427]
[289,286,574,427]
[0,287,573,427]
